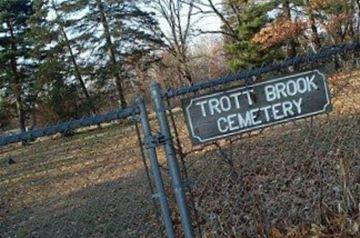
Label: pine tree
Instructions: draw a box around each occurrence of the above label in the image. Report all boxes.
[28,0,96,123]
[0,0,35,132]
[50,0,92,105]
[59,0,163,108]
[224,0,282,71]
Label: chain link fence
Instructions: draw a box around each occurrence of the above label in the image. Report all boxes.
[0,116,166,237]
[165,47,360,237]
[1,43,360,238]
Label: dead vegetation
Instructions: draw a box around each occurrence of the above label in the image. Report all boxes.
[0,69,359,238]
[0,124,163,237]
[180,114,360,237]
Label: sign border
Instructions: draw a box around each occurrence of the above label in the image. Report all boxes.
[184,70,331,143]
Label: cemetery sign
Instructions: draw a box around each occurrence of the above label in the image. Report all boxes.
[182,70,331,144]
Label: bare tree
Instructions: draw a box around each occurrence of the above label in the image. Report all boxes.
[304,0,321,51]
[192,0,241,41]
[152,0,195,85]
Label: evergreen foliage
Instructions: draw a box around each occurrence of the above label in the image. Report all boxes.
[59,0,163,108]
[224,0,282,71]
[0,0,35,132]
[0,0,358,132]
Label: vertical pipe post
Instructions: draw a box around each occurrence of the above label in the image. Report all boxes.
[166,98,202,236]
[133,120,159,219]
[150,82,195,238]
[136,97,176,238]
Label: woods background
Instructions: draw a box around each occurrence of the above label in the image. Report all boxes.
[1,1,360,237]
[0,0,358,133]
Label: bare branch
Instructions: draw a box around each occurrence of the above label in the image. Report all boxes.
[206,0,239,40]
[195,29,234,37]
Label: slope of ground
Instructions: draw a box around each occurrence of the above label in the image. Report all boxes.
[0,124,163,237]
[0,69,359,237]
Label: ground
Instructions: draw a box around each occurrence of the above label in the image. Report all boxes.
[0,69,360,237]
[0,123,163,237]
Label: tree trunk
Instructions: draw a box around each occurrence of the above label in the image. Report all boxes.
[183,67,193,85]
[181,54,193,85]
[356,0,360,41]
[283,0,297,58]
[15,91,26,132]
[305,0,321,51]
[59,26,98,114]
[7,19,26,133]
[50,2,97,115]
[96,0,127,108]
[30,106,37,130]
[51,2,96,113]
[60,26,91,100]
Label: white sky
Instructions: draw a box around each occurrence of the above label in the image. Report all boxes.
[155,1,222,45]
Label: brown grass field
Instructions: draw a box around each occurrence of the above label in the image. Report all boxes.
[1,69,360,237]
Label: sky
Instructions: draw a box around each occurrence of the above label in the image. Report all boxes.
[156,0,222,45]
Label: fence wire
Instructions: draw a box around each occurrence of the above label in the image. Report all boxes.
[165,49,360,237]
[1,42,360,238]
[0,118,164,237]
[164,41,360,98]
[0,106,137,147]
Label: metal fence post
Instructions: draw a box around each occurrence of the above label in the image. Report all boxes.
[136,97,176,238]
[150,82,195,238]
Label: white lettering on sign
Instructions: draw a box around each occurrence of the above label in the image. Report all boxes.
[196,100,208,117]
[217,117,228,133]
[197,75,317,118]
[184,70,331,144]
[229,92,243,109]
[260,105,272,122]
[194,89,254,117]
[238,110,252,127]
[215,98,303,133]
[209,98,221,115]
[220,96,231,112]
[265,75,318,102]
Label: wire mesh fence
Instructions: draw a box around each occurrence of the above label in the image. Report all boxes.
[0,118,165,237]
[164,47,360,237]
[1,42,360,238]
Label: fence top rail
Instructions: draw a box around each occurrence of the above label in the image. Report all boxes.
[163,41,360,99]
[0,106,137,147]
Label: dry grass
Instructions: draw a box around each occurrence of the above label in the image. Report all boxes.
[0,69,359,238]
[0,123,163,237]
[179,115,360,237]
[168,69,360,237]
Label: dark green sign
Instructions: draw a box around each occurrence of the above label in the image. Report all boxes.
[182,70,332,144]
